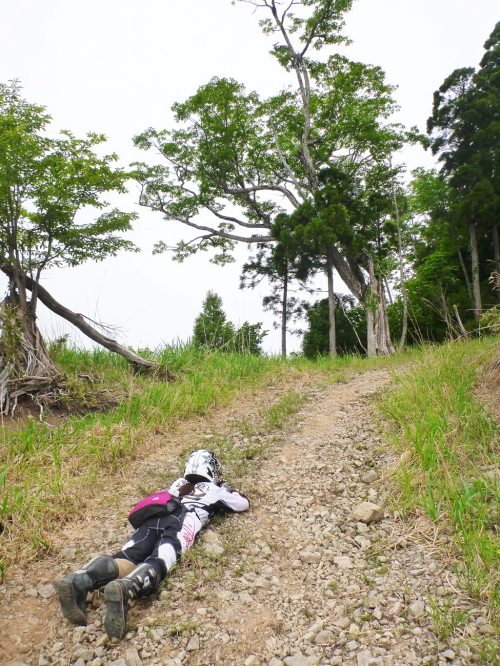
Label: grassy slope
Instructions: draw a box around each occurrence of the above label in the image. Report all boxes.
[381,337,500,639]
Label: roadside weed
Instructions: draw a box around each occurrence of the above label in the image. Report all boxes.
[380,337,500,632]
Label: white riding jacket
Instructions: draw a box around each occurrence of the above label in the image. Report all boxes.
[168,478,249,553]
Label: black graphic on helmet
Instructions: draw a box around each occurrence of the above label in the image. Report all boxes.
[184,450,222,484]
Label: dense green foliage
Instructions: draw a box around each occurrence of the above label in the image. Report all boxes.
[0,82,138,286]
[302,295,366,357]
[405,22,500,335]
[193,291,267,354]
[0,81,139,379]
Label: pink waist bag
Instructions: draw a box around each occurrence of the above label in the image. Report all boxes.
[128,491,182,529]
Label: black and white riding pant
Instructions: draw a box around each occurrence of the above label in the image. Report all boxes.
[113,508,202,580]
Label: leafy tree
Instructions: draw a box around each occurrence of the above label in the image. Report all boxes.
[133,0,413,356]
[193,291,267,354]
[427,22,500,319]
[273,161,408,356]
[302,295,366,358]
[0,82,151,411]
[193,291,231,349]
[229,321,267,355]
[403,168,475,340]
[240,241,311,357]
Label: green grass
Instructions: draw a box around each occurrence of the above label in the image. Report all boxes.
[380,337,500,633]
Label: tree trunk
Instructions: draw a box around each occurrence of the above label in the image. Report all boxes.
[326,248,336,357]
[328,245,394,357]
[1,264,155,368]
[0,300,62,415]
[453,304,468,337]
[389,157,408,351]
[469,219,482,320]
[21,307,60,377]
[365,257,395,357]
[281,263,288,358]
[448,222,473,304]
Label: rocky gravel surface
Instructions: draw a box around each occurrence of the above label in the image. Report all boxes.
[1,369,497,666]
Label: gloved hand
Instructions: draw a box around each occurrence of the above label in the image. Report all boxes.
[219,480,232,492]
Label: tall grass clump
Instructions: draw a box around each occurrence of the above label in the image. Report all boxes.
[380,337,500,623]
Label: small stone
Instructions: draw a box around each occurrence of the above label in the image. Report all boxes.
[255,577,272,589]
[39,583,56,599]
[478,623,496,635]
[109,660,127,666]
[74,660,85,666]
[441,649,456,660]
[354,535,371,549]
[217,589,233,601]
[408,600,425,618]
[352,502,384,524]
[387,601,402,617]
[72,649,95,662]
[245,657,258,666]
[203,543,224,556]
[283,652,318,666]
[201,529,220,543]
[239,591,253,604]
[364,593,379,609]
[24,588,38,598]
[125,648,142,666]
[291,560,302,570]
[221,633,231,644]
[52,643,64,654]
[333,556,353,569]
[314,629,334,645]
[39,658,49,666]
[357,651,373,666]
[334,617,351,629]
[307,621,323,635]
[71,648,95,662]
[186,635,200,651]
[361,470,377,483]
[61,546,77,560]
[269,660,284,666]
[298,551,321,564]
[346,584,361,593]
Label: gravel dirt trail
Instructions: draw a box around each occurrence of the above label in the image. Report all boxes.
[0,368,491,666]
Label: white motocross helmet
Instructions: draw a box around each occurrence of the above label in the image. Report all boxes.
[184,449,222,485]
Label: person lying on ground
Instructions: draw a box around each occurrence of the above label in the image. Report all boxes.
[56,449,249,641]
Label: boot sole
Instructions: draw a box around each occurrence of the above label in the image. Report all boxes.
[104,581,127,641]
[56,579,88,626]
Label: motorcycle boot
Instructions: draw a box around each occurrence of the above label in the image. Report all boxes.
[104,562,160,641]
[56,555,119,626]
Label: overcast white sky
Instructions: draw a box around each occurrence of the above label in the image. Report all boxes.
[1,0,498,354]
